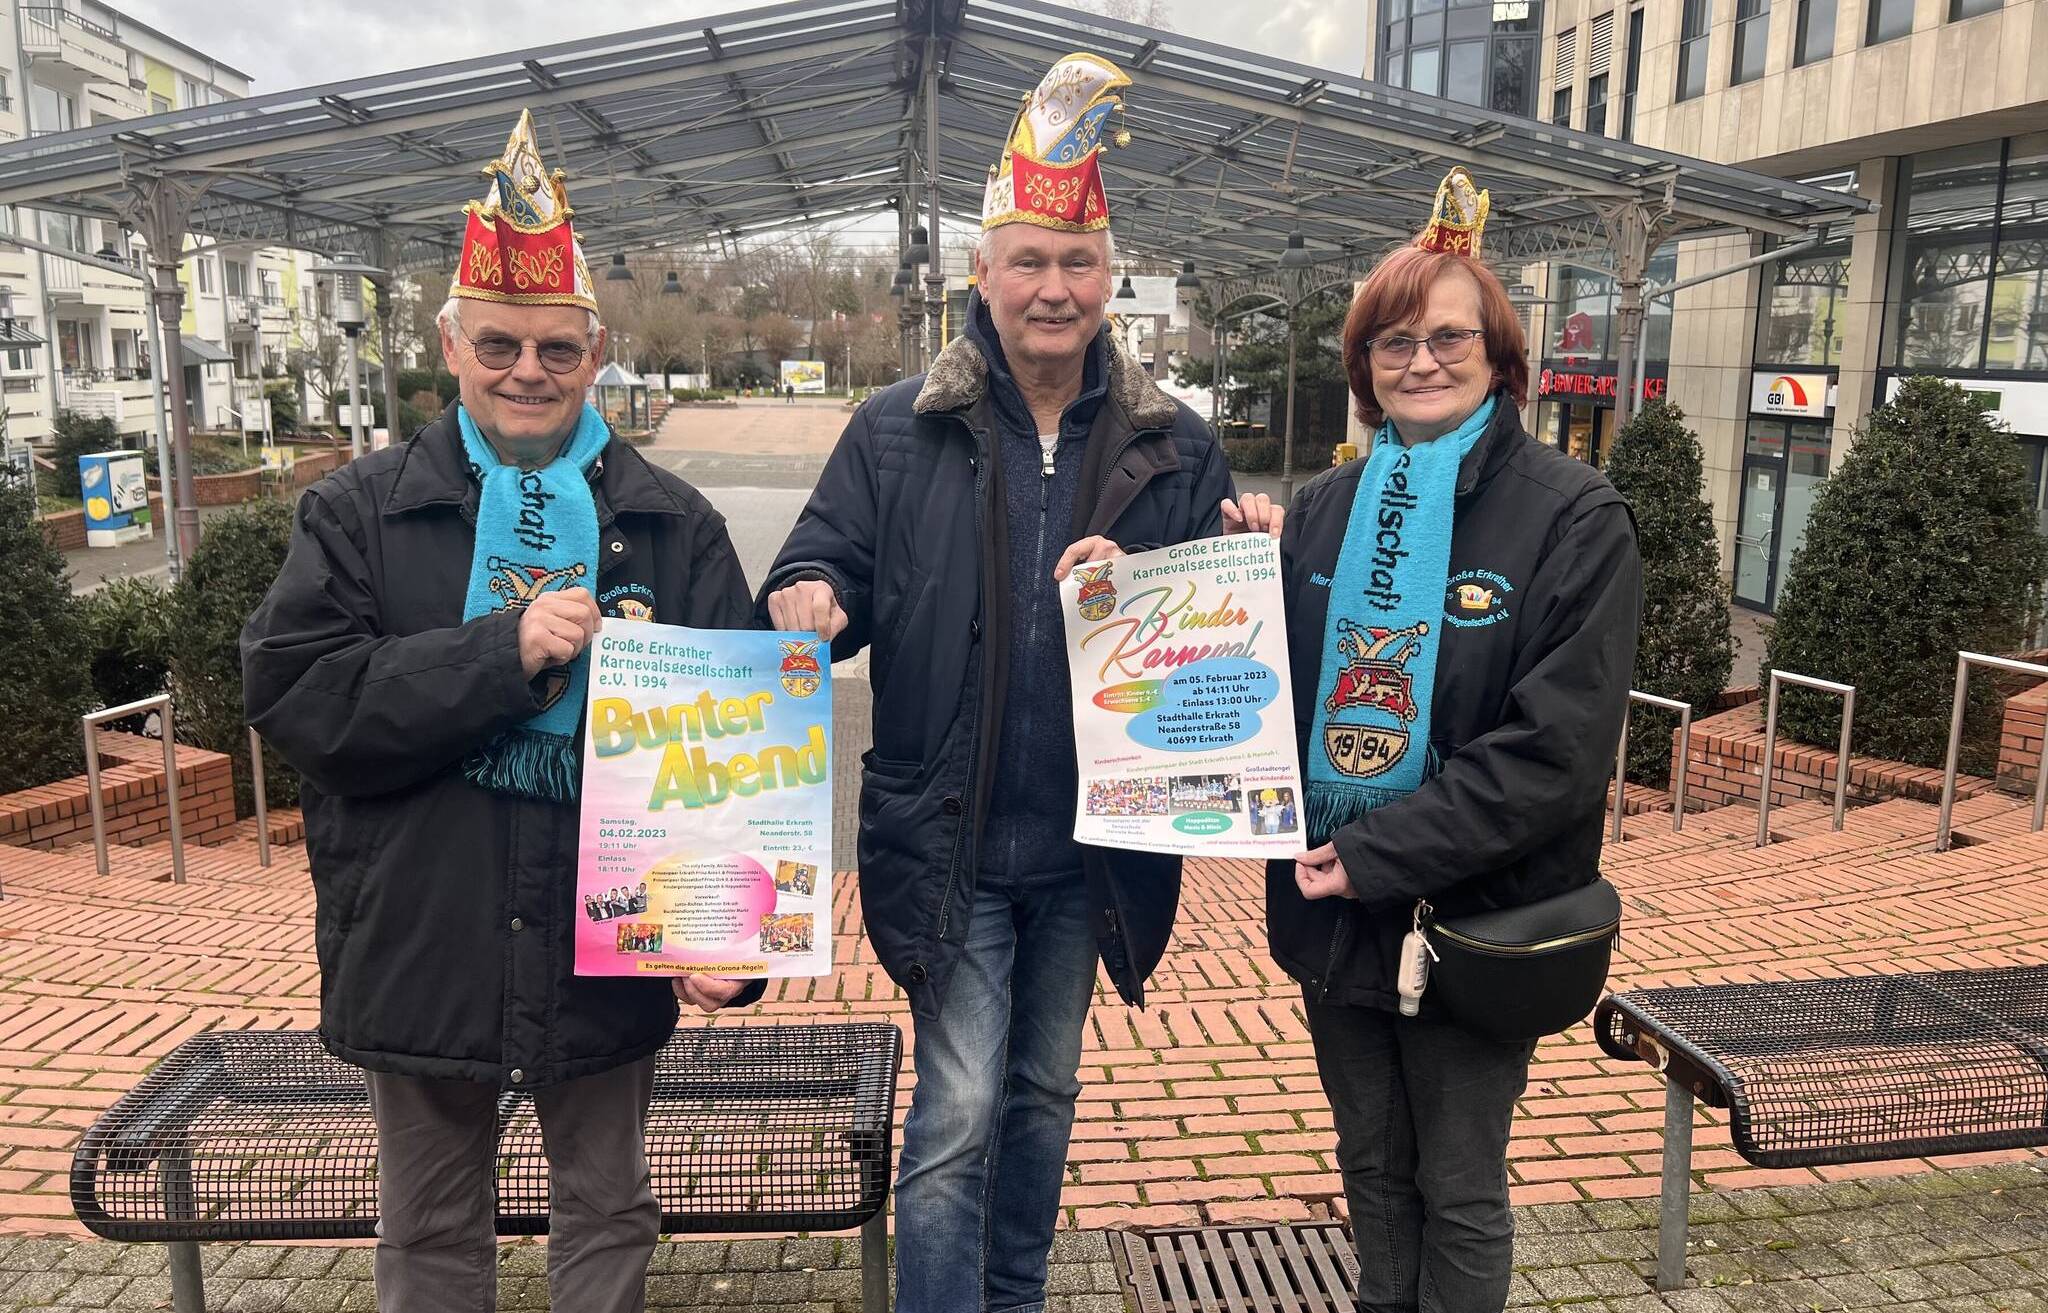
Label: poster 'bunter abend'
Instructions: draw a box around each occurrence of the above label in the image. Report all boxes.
[574,624,832,978]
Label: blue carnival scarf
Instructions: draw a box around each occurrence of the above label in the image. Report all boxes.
[458,403,608,802]
[1304,393,1495,844]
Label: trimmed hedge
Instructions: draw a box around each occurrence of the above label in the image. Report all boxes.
[1764,376,2048,774]
[1604,400,1733,787]
[0,466,95,792]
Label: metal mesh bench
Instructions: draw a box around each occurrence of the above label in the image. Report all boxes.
[1594,966,2048,1291]
[72,1023,903,1311]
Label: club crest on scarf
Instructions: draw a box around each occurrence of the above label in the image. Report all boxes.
[779,640,823,699]
[453,109,598,310]
[983,53,1132,233]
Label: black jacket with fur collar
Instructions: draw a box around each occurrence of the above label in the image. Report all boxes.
[761,298,1233,1019]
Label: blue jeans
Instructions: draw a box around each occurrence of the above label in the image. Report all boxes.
[893,871,1100,1313]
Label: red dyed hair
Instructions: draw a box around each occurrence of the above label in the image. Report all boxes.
[1341,246,1528,429]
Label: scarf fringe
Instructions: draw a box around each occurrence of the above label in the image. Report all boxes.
[1303,742,1442,846]
[466,730,581,803]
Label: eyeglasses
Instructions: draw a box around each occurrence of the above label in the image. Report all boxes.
[462,331,590,374]
[1365,328,1485,369]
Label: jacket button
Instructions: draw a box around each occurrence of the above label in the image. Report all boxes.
[942,796,963,816]
[510,917,524,932]
[609,540,625,554]
[906,963,929,984]
[509,1068,525,1084]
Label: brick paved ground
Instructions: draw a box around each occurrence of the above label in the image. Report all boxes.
[1,784,2046,1303]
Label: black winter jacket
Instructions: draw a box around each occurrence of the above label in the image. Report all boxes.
[1266,397,1642,1013]
[762,303,1234,1020]
[242,403,762,1087]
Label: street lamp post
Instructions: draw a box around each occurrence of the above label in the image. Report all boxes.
[1277,232,1316,504]
[312,255,385,459]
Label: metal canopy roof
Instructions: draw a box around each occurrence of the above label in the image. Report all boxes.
[0,0,1867,279]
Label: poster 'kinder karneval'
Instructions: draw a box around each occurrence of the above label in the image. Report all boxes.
[575,623,832,978]
[1060,535,1305,857]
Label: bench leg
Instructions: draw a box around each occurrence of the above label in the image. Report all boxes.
[168,1242,205,1312]
[1657,1076,1695,1292]
[859,1209,890,1312]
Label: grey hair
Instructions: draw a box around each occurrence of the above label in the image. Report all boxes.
[436,295,602,348]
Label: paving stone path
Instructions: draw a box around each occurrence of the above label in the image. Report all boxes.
[2,1164,2043,1310]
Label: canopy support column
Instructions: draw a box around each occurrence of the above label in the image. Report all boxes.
[922,37,945,367]
[131,174,210,566]
[374,229,402,447]
[1600,186,1677,435]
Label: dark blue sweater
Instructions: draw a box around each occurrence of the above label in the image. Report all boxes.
[969,307,1107,885]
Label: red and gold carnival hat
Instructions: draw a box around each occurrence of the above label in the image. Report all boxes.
[1414,167,1491,257]
[982,53,1132,233]
[452,109,597,310]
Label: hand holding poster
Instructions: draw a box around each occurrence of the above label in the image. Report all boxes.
[1060,535,1305,856]
[576,624,832,977]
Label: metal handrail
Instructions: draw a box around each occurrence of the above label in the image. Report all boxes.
[1612,691,1693,843]
[248,728,271,868]
[1936,652,2048,852]
[1757,670,1857,846]
[82,696,186,886]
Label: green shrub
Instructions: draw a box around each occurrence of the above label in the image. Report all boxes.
[398,368,458,406]
[1604,400,1733,787]
[80,576,174,714]
[48,410,121,498]
[167,500,297,815]
[1222,437,1284,474]
[0,466,95,792]
[263,381,301,434]
[1764,376,2048,774]
[668,387,729,403]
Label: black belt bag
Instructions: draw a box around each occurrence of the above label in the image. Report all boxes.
[1418,878,1621,1043]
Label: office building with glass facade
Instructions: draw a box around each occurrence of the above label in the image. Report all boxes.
[1361,0,2048,613]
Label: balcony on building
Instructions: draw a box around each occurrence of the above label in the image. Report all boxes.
[19,6,129,87]
[84,76,148,121]
[225,293,262,334]
[60,366,157,436]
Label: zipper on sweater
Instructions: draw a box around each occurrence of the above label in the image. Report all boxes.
[935,444,990,943]
[1006,436,1058,876]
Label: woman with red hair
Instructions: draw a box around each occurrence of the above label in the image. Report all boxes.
[1266,172,1642,1311]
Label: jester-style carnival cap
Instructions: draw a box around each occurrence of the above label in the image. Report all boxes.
[452,109,597,310]
[982,52,1132,233]
[1414,166,1491,258]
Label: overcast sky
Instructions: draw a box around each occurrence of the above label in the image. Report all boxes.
[121,0,1369,97]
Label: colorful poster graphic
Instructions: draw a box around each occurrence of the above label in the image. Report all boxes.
[575,624,832,978]
[1060,535,1305,856]
[779,359,826,394]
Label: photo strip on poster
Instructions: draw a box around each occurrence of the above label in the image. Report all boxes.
[575,624,831,978]
[1060,535,1305,857]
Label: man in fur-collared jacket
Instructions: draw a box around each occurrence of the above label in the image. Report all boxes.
[758,51,1278,1313]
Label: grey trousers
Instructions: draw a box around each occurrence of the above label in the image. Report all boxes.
[1304,997,1536,1313]
[364,1055,661,1313]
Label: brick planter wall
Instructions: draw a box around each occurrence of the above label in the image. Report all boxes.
[1676,701,1995,811]
[0,732,237,852]
[38,494,168,551]
[145,447,345,507]
[1999,682,2048,793]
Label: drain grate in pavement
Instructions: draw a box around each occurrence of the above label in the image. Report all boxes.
[1112,1222,1359,1312]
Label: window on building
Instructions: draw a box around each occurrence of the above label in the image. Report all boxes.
[1549,250,1679,363]
[1987,133,2048,371]
[1379,0,1545,116]
[179,78,202,109]
[1794,0,1837,64]
[1866,0,1913,43]
[150,93,170,115]
[1551,87,1572,127]
[1760,241,1852,366]
[224,260,247,298]
[1734,0,1772,84]
[1584,73,1609,135]
[1618,7,1644,140]
[1676,0,1710,101]
[41,211,82,254]
[1889,140,2012,372]
[1950,0,2001,19]
[195,256,214,295]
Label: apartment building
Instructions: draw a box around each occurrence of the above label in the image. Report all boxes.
[1364,0,2048,612]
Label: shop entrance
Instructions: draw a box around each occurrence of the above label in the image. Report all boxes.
[1732,418,1832,612]
[1538,400,1615,468]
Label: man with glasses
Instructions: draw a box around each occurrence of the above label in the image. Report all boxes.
[242,111,759,1313]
